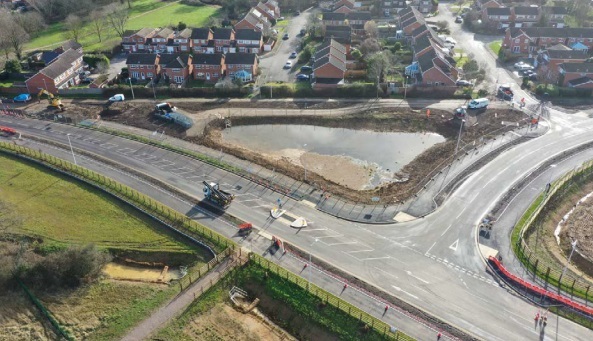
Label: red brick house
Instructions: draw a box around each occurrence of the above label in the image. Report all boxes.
[406,48,458,86]
[126,53,160,81]
[262,0,280,19]
[122,28,156,53]
[313,39,346,88]
[160,54,193,85]
[324,25,352,55]
[333,5,354,14]
[166,28,192,53]
[542,6,567,28]
[213,28,235,53]
[475,0,502,10]
[235,9,271,35]
[322,12,346,27]
[235,29,263,53]
[333,0,355,10]
[192,53,225,82]
[147,28,174,53]
[191,28,214,54]
[503,28,593,55]
[413,0,436,14]
[482,7,511,29]
[398,7,425,35]
[347,12,372,36]
[225,53,258,80]
[25,49,84,94]
[538,49,588,71]
[53,40,83,54]
[559,63,593,87]
[511,6,540,28]
[255,1,277,21]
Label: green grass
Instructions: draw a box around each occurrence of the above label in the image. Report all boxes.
[489,41,502,55]
[0,79,16,87]
[0,153,194,253]
[456,56,469,68]
[25,0,220,52]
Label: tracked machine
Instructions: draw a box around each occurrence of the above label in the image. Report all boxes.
[202,181,234,208]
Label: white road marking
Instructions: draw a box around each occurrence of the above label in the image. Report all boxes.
[406,270,429,284]
[426,241,437,254]
[361,256,391,261]
[347,249,375,253]
[440,224,453,236]
[99,142,118,149]
[326,241,359,246]
[391,286,419,299]
[373,266,398,279]
[449,239,459,251]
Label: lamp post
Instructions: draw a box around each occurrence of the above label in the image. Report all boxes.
[308,238,319,291]
[560,239,578,281]
[303,143,308,181]
[150,78,156,100]
[376,75,380,99]
[403,75,408,99]
[454,119,466,156]
[66,133,77,165]
[128,78,135,100]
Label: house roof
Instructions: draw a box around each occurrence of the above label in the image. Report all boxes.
[546,49,588,59]
[413,35,433,53]
[346,12,371,20]
[39,49,83,79]
[131,27,156,38]
[57,40,82,52]
[313,54,346,72]
[513,6,539,16]
[317,39,347,55]
[548,43,571,50]
[543,6,568,15]
[240,12,262,27]
[192,53,223,65]
[160,54,191,69]
[417,50,437,74]
[571,42,589,50]
[176,28,192,39]
[191,28,213,40]
[568,76,593,87]
[324,27,352,44]
[213,28,234,40]
[325,25,351,33]
[322,12,346,21]
[521,27,593,38]
[155,27,174,38]
[40,51,60,65]
[126,53,159,65]
[235,29,262,41]
[486,7,511,16]
[410,24,429,38]
[559,62,593,73]
[225,52,257,65]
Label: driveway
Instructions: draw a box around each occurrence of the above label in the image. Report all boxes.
[258,9,313,83]
[106,53,128,81]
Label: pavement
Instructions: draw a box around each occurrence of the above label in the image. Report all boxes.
[3,109,593,340]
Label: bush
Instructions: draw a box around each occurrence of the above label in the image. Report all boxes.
[390,42,401,53]
[477,89,489,97]
[298,46,313,64]
[5,59,21,73]
[83,54,110,68]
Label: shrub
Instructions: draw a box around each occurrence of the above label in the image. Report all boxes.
[5,59,21,73]
[477,89,489,97]
[83,54,110,68]
[390,42,401,53]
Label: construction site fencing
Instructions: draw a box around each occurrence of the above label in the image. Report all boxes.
[514,158,593,306]
[249,253,415,341]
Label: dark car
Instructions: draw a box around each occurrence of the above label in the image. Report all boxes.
[300,65,313,73]
[456,79,472,87]
[300,29,306,36]
[289,51,297,58]
[282,33,289,40]
[455,16,463,23]
[296,74,310,81]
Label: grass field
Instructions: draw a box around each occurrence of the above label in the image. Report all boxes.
[0,153,194,254]
[489,41,502,56]
[25,0,220,52]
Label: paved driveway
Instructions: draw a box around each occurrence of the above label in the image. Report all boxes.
[259,9,313,83]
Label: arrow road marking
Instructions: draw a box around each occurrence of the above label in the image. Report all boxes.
[406,270,429,284]
[392,286,418,299]
[449,239,459,251]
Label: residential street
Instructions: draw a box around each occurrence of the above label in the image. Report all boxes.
[258,9,313,83]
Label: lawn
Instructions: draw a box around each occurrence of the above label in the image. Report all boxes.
[489,41,502,55]
[25,0,220,52]
[0,153,195,254]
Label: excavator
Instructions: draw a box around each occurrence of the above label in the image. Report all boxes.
[202,181,234,208]
[37,89,65,111]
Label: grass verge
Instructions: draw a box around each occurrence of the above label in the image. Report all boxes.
[489,41,502,56]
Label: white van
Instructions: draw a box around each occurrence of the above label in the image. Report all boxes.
[468,98,489,109]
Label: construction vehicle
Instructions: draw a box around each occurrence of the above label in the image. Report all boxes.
[37,89,65,111]
[202,181,234,208]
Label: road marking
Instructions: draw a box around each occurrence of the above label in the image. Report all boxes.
[373,266,398,279]
[361,256,391,261]
[426,241,436,254]
[326,241,358,246]
[406,270,429,284]
[440,224,453,236]
[391,286,418,299]
[347,249,375,253]
[449,239,459,251]
[455,208,466,219]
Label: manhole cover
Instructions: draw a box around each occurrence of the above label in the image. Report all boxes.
[363,214,372,220]
[235,185,242,190]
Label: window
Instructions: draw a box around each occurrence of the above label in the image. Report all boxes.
[514,38,520,43]
[213,73,219,78]
[147,73,153,77]
[174,76,184,83]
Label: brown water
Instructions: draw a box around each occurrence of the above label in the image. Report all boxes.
[102,263,183,282]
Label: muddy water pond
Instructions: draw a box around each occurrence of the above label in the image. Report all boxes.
[102,263,183,283]
[222,124,446,189]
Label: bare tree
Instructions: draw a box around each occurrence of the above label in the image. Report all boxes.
[360,38,381,55]
[13,12,46,36]
[89,10,107,42]
[27,0,59,22]
[65,14,85,43]
[0,13,29,60]
[106,4,130,38]
[364,20,378,39]
[537,67,560,87]
[367,51,391,82]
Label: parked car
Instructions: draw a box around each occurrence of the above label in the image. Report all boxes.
[497,84,514,100]
[445,37,457,45]
[514,61,533,69]
[283,61,292,69]
[299,29,306,36]
[282,33,289,40]
[13,93,31,102]
[300,66,313,73]
[289,51,298,59]
[455,16,463,23]
[468,98,489,109]
[456,79,472,86]
[516,64,534,71]
[80,77,94,84]
[108,94,125,102]
[278,16,285,21]
[296,74,310,81]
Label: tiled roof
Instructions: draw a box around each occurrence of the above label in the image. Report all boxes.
[568,76,593,87]
[126,53,159,65]
[316,39,347,55]
[313,54,346,72]
[346,12,371,20]
[213,28,234,40]
[417,49,437,74]
[413,35,433,53]
[57,40,82,51]
[486,7,511,16]
[410,24,429,38]
[513,6,539,16]
[176,28,192,39]
[322,12,346,21]
[559,62,593,73]
[235,29,262,41]
[160,54,191,68]
[225,52,257,65]
[546,49,588,59]
[191,28,212,40]
[155,28,174,38]
[543,6,568,15]
[132,28,156,37]
[39,49,83,79]
[522,27,593,38]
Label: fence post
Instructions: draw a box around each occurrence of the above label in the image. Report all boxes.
[532,259,539,281]
[571,279,576,298]
[587,286,590,306]
[544,267,551,290]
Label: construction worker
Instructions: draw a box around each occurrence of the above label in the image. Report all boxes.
[437,331,442,340]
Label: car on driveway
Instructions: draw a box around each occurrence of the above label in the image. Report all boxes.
[108,94,125,102]
[283,61,292,69]
[514,61,533,70]
[300,65,312,73]
[456,79,472,86]
[455,16,463,23]
[13,93,31,102]
[289,51,298,59]
[296,74,310,81]
[282,33,289,40]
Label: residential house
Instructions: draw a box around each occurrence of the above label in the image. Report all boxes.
[192,53,225,82]
[322,12,346,27]
[225,53,258,81]
[235,29,263,53]
[235,9,271,35]
[333,4,354,13]
[503,27,593,54]
[324,25,352,53]
[412,49,458,86]
[125,53,160,81]
[166,28,192,53]
[262,0,280,18]
[566,76,593,89]
[511,6,540,28]
[558,63,593,87]
[54,40,83,54]
[25,49,84,94]
[346,12,372,36]
[255,1,278,21]
[412,0,436,14]
[122,28,156,53]
[333,0,355,10]
[398,6,425,35]
[147,28,174,53]
[482,7,511,29]
[475,0,502,10]
[213,28,235,53]
[159,54,193,85]
[313,39,347,89]
[542,6,567,28]
[537,49,588,71]
[382,0,407,17]
[191,28,214,53]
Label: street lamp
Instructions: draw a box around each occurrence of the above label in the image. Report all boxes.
[128,78,135,100]
[376,75,380,99]
[66,133,77,165]
[150,78,156,100]
[308,238,319,290]
[303,143,308,181]
[560,239,578,281]
[454,119,466,156]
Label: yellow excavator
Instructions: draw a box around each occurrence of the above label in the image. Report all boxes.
[37,89,65,111]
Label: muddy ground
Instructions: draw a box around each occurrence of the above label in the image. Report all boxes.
[22,100,525,204]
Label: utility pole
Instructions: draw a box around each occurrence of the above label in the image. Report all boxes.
[454,119,466,156]
[128,78,135,100]
[560,239,578,281]
[66,133,77,165]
